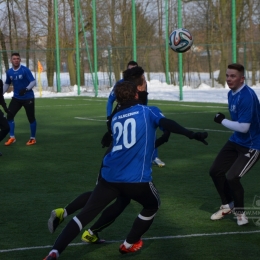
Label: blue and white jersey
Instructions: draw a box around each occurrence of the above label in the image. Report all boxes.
[102,104,165,183]
[106,79,124,117]
[5,65,35,100]
[228,85,260,150]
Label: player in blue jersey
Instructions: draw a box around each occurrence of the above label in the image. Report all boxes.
[210,63,260,226]
[0,79,10,156]
[3,53,37,146]
[47,67,171,245]
[107,61,166,167]
[44,79,208,259]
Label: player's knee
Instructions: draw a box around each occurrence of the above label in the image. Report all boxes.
[28,117,36,124]
[209,165,219,178]
[139,208,158,219]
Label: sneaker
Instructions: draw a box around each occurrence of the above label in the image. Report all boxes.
[237,212,248,226]
[43,252,57,260]
[210,203,233,220]
[26,138,36,145]
[5,137,16,146]
[81,229,105,244]
[119,240,143,254]
[152,157,165,167]
[48,208,65,233]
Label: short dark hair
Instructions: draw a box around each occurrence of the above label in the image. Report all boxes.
[123,66,144,87]
[114,81,137,104]
[127,60,138,68]
[228,63,245,76]
[11,52,20,57]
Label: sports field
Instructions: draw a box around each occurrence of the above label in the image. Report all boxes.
[0,97,259,260]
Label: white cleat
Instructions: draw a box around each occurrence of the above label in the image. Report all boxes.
[153,157,165,167]
[210,203,234,220]
[236,212,248,226]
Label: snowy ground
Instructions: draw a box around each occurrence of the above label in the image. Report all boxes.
[3,71,260,104]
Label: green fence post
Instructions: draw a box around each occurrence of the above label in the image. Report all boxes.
[132,0,137,61]
[54,0,61,92]
[178,0,183,100]
[92,0,98,97]
[165,0,170,84]
[75,0,81,95]
[232,0,237,63]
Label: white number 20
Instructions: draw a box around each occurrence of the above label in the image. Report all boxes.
[112,118,136,152]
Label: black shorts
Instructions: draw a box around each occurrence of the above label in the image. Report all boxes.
[7,97,36,123]
[76,178,160,226]
[210,140,260,180]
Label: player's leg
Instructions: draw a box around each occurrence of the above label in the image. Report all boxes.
[23,98,36,145]
[209,141,237,220]
[119,182,160,254]
[44,178,120,259]
[226,144,260,225]
[0,110,10,155]
[152,148,165,167]
[48,191,93,234]
[5,97,21,145]
[82,195,131,243]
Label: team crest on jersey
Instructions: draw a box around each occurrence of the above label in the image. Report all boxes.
[19,75,23,79]
[10,76,13,80]
[230,105,236,113]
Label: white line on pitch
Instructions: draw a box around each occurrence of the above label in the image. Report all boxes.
[1,230,260,253]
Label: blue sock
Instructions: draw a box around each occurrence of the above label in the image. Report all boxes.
[30,121,37,138]
[8,120,15,137]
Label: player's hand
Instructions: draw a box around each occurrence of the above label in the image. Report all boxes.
[190,132,208,145]
[19,88,28,96]
[101,131,113,148]
[214,112,225,124]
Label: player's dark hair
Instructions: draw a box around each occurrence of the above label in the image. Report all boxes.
[114,81,137,104]
[11,52,20,57]
[123,66,144,87]
[127,60,138,68]
[228,63,245,76]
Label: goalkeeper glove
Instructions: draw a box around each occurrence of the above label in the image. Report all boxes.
[189,132,208,145]
[19,88,28,96]
[214,112,225,124]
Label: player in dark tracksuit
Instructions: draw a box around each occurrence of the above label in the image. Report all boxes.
[0,79,10,156]
[44,77,208,259]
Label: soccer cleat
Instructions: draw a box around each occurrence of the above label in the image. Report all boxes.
[43,252,57,260]
[236,212,248,226]
[119,240,143,254]
[5,137,16,146]
[26,138,36,145]
[81,229,105,244]
[152,157,165,167]
[48,208,65,233]
[210,203,233,220]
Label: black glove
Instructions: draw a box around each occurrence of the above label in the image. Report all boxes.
[19,88,28,96]
[190,132,208,145]
[101,131,113,148]
[214,112,225,124]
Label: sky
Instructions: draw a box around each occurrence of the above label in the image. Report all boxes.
[3,72,260,104]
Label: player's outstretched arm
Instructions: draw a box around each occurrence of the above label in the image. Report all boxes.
[159,118,208,145]
[155,130,171,148]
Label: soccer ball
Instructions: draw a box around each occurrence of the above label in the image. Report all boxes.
[169,28,193,53]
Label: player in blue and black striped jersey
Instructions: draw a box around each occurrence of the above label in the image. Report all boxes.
[44,73,208,259]
[3,53,37,146]
[210,63,260,225]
